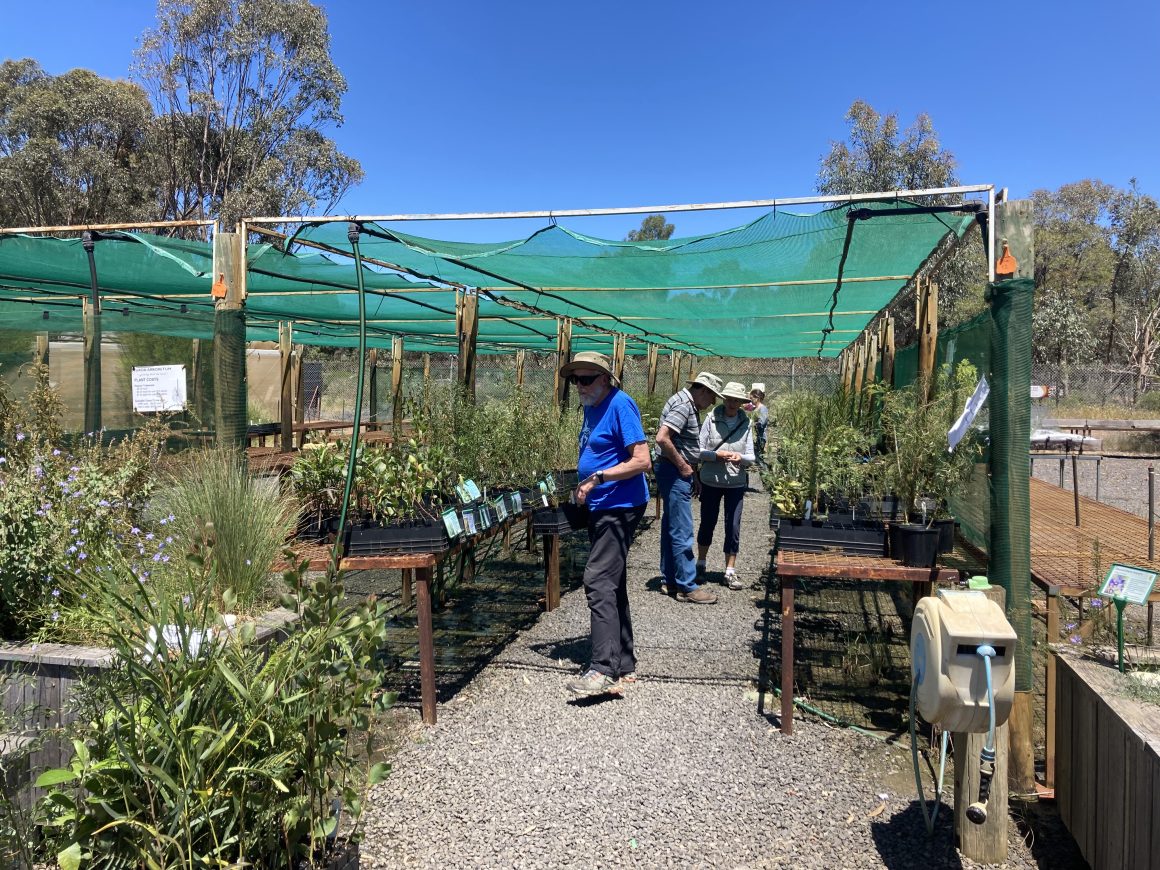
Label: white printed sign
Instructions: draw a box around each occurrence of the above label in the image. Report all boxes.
[131,364,187,413]
[947,376,989,451]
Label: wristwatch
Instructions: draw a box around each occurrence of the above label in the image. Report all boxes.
[595,471,605,484]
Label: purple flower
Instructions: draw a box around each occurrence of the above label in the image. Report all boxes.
[159,517,168,526]
[80,593,87,600]
[182,594,191,607]
[98,499,110,508]
[1069,634,1082,645]
[51,610,59,621]
[131,527,140,535]
[1090,599,1103,609]
[152,553,162,562]
[165,536,173,544]
[167,514,175,522]
[0,457,6,465]
[51,588,60,598]
[162,555,170,563]
[145,533,155,541]
[16,433,25,442]
[52,449,61,457]
[77,552,86,561]
[245,559,251,566]
[67,546,77,555]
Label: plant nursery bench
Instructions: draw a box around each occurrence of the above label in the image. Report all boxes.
[771,550,959,736]
[291,513,570,726]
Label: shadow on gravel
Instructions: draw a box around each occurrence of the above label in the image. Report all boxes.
[870,801,964,869]
[566,693,624,709]
[527,635,591,669]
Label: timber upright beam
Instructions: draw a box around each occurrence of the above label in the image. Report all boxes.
[611,334,626,384]
[671,351,682,395]
[646,345,659,397]
[213,228,247,449]
[366,348,379,431]
[35,332,49,368]
[916,278,939,402]
[292,346,305,447]
[81,231,102,435]
[514,349,526,388]
[456,290,479,400]
[543,533,561,611]
[391,336,404,440]
[554,319,572,409]
[279,322,294,452]
[880,316,896,387]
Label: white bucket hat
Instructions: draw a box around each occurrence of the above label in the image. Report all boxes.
[686,371,723,397]
[750,382,766,397]
[721,381,750,401]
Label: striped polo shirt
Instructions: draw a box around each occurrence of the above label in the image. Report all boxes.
[657,388,702,465]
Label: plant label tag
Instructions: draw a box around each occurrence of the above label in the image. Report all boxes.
[441,507,463,539]
[461,510,477,536]
[545,473,556,493]
[512,492,523,513]
[493,497,508,521]
[465,480,482,500]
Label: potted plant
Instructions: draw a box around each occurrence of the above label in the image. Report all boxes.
[345,442,451,556]
[876,362,984,565]
[291,442,347,540]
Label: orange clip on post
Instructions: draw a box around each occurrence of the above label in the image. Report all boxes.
[211,273,227,299]
[995,241,1017,279]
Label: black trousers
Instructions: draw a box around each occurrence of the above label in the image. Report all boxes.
[583,504,647,678]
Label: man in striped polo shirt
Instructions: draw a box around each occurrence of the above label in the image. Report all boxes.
[653,371,723,604]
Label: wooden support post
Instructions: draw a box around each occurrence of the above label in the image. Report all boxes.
[780,577,797,735]
[543,533,561,611]
[686,353,696,384]
[916,278,939,403]
[401,567,413,609]
[293,348,307,448]
[954,583,1009,864]
[646,344,659,397]
[35,332,49,368]
[213,229,247,449]
[671,351,682,396]
[456,290,478,400]
[1149,464,1155,560]
[423,352,431,386]
[1045,586,1060,788]
[1008,692,1036,798]
[611,334,626,383]
[190,338,207,425]
[279,322,294,452]
[881,316,896,387]
[994,199,1035,281]
[1072,454,1081,526]
[81,231,102,435]
[366,347,379,432]
[415,566,437,725]
[514,349,526,388]
[840,348,854,395]
[391,336,404,441]
[554,319,572,409]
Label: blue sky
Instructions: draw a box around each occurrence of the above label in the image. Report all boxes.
[3,0,1158,241]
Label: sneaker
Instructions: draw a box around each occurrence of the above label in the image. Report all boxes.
[609,672,637,695]
[725,570,743,590]
[567,668,613,696]
[683,585,718,605]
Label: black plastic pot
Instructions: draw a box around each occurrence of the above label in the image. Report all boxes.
[290,837,359,870]
[345,518,450,556]
[776,517,886,557]
[532,502,588,535]
[932,518,956,553]
[555,469,581,490]
[892,523,940,567]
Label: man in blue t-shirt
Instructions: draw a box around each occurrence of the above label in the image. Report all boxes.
[560,351,651,697]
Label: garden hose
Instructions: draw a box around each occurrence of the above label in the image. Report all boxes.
[909,680,949,836]
[966,645,997,825]
[333,222,368,567]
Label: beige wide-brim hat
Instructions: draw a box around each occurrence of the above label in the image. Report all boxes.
[559,351,619,385]
[721,381,750,401]
[686,371,723,397]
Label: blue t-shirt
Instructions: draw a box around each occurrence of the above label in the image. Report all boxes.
[577,388,649,511]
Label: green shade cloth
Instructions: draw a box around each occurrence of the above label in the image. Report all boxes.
[1,199,973,356]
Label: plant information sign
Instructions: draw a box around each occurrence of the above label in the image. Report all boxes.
[131,364,187,413]
[1098,563,1157,606]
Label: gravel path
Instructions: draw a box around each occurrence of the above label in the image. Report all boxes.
[358,477,1051,869]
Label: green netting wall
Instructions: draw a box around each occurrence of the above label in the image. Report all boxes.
[892,278,1033,691]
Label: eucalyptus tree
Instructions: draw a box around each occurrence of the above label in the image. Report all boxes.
[625,214,675,242]
[816,100,983,332]
[0,59,157,228]
[134,0,363,226]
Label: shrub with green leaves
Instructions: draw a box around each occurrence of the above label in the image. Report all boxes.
[0,366,163,640]
[35,555,392,869]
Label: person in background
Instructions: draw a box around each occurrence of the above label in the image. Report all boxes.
[654,371,723,604]
[560,352,651,697]
[695,382,756,590]
[748,383,768,466]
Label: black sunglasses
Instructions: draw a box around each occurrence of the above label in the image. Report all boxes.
[569,373,603,386]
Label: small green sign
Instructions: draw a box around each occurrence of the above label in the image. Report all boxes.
[1099,563,1158,606]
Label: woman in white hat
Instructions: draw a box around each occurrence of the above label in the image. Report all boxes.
[695,381,756,589]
